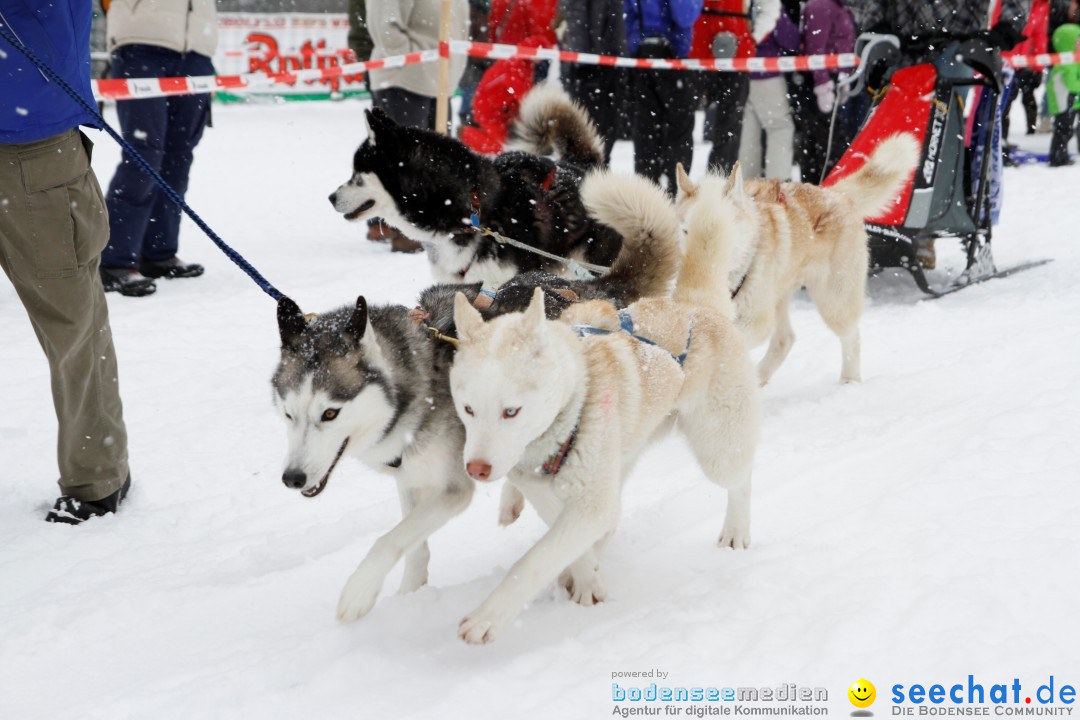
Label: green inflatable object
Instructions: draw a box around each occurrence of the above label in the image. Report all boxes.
[1047,23,1080,116]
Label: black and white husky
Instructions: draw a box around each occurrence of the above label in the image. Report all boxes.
[272,171,681,624]
[329,84,622,286]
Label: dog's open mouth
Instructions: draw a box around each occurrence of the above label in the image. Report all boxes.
[302,438,349,498]
[344,199,376,221]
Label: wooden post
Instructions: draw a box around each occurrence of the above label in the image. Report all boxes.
[434,0,452,134]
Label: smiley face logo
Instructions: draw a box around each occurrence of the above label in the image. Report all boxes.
[848,679,876,709]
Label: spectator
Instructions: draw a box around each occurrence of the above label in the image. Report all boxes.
[99,0,217,296]
[366,0,469,251]
[689,0,781,174]
[1048,0,1079,166]
[1,2,133,523]
[458,1,493,130]
[461,0,558,154]
[624,0,704,196]
[560,0,627,162]
[792,0,857,182]
[347,0,375,66]
[738,8,801,179]
[1002,0,1050,160]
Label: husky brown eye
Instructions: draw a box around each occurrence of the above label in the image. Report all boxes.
[464,405,474,416]
[321,408,339,422]
[502,407,520,419]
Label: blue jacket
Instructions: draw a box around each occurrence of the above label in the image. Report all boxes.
[0,1,101,144]
[624,0,704,58]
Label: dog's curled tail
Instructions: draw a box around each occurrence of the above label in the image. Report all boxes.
[507,83,605,167]
[580,170,682,302]
[674,182,737,320]
[828,133,921,219]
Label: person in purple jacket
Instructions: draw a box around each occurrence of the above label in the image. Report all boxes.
[795,0,857,182]
[737,8,801,178]
[624,0,704,195]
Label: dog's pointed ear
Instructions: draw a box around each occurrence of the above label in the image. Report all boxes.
[676,163,696,197]
[277,296,307,349]
[725,162,744,197]
[524,287,546,330]
[365,107,397,147]
[346,296,368,344]
[454,291,484,343]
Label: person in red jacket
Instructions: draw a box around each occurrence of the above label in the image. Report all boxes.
[690,0,780,172]
[462,0,558,154]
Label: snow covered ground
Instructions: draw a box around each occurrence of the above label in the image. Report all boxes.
[1,99,1078,720]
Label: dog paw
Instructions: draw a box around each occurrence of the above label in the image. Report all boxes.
[498,485,525,527]
[560,567,607,606]
[458,602,515,645]
[336,571,383,622]
[717,526,751,550]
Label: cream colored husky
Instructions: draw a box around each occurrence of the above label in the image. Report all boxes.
[448,197,762,644]
[676,134,920,385]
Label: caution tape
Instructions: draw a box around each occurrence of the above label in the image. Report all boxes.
[91,48,440,100]
[90,41,1078,101]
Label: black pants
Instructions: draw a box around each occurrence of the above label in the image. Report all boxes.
[788,73,864,184]
[703,72,749,173]
[1002,69,1041,141]
[1049,95,1078,167]
[632,68,695,195]
[372,86,437,131]
[564,64,622,162]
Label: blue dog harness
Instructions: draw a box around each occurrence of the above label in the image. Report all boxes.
[573,310,691,367]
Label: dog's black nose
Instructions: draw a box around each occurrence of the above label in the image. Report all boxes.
[282,470,307,489]
[328,192,337,206]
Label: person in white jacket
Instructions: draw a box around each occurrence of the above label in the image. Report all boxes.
[99,0,217,296]
[364,0,468,251]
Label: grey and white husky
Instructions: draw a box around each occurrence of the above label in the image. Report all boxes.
[271,171,681,623]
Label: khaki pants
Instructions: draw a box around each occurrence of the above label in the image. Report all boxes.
[0,130,130,502]
[738,76,796,180]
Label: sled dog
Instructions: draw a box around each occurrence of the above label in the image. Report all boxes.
[447,198,763,644]
[675,133,920,384]
[272,171,681,624]
[329,84,621,286]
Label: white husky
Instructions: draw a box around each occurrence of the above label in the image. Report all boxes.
[448,198,763,644]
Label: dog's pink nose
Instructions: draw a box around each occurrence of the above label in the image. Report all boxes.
[466,460,493,481]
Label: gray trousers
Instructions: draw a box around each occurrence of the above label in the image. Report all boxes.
[0,130,130,502]
[738,76,795,180]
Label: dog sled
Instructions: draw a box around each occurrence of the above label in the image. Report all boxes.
[824,34,1052,297]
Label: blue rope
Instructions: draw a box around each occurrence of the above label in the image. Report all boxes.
[0,24,284,301]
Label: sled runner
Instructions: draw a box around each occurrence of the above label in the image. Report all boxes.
[825,35,1052,297]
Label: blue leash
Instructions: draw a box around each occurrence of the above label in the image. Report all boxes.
[0,24,284,302]
[573,310,690,366]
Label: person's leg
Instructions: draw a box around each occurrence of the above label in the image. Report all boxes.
[758,76,795,180]
[738,83,764,179]
[142,51,215,265]
[664,72,696,193]
[632,70,666,185]
[708,73,750,173]
[102,45,175,269]
[1049,97,1077,166]
[0,131,130,504]
[373,86,437,131]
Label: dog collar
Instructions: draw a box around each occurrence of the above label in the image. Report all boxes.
[541,425,578,476]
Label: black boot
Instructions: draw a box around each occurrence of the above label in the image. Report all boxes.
[100,266,157,297]
[45,476,132,525]
[140,256,205,279]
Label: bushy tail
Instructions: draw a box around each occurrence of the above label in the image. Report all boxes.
[579,170,682,303]
[507,83,605,167]
[674,177,738,320]
[828,133,921,219]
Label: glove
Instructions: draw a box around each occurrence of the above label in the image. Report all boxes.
[985,20,1026,51]
[814,82,836,114]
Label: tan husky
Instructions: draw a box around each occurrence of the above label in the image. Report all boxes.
[448,196,762,644]
[676,134,920,385]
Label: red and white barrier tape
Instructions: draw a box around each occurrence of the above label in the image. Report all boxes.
[445,39,860,72]
[90,41,1078,101]
[1007,51,1076,69]
[91,48,439,100]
